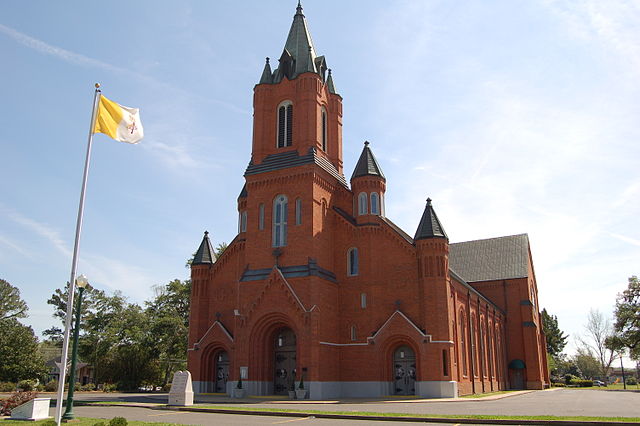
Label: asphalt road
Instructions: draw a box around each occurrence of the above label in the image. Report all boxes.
[67,388,640,418]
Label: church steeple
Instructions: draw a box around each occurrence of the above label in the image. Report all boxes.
[258,2,333,85]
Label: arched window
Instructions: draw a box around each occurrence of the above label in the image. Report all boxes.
[358,192,368,215]
[277,101,293,148]
[295,198,302,225]
[360,293,367,309]
[273,195,288,246]
[258,203,265,230]
[350,325,357,341]
[459,311,467,376]
[239,211,247,233]
[370,192,380,215]
[321,107,327,151]
[347,247,358,276]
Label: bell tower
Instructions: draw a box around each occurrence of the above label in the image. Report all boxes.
[251,2,343,173]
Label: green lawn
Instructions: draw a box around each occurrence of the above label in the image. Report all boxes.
[460,390,520,398]
[554,383,640,391]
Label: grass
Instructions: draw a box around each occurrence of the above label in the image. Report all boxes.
[460,390,519,398]
[554,383,640,391]
[0,418,182,426]
[190,404,640,422]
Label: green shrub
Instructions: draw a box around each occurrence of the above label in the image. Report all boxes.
[161,383,171,392]
[80,383,96,391]
[16,380,36,391]
[626,377,637,385]
[102,383,117,392]
[93,422,106,426]
[44,380,58,392]
[0,391,39,416]
[569,379,593,387]
[109,416,128,426]
[552,382,565,387]
[0,382,16,392]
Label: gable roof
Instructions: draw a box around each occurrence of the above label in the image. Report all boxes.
[449,233,529,282]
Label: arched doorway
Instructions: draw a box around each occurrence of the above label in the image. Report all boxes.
[508,359,525,389]
[273,328,296,395]
[393,345,416,395]
[213,350,229,393]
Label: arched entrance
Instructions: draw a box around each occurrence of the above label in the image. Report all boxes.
[213,350,229,393]
[273,328,296,395]
[393,345,416,395]
[508,359,525,389]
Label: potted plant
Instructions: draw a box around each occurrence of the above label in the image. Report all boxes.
[295,374,306,400]
[288,372,296,399]
[233,377,245,398]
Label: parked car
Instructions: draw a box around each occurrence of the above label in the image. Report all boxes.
[593,380,607,387]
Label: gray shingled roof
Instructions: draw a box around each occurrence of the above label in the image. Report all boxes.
[350,141,385,181]
[192,231,215,265]
[449,234,529,282]
[414,198,448,241]
[245,148,348,187]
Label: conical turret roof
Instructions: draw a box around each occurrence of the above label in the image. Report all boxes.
[192,231,215,265]
[414,198,448,241]
[351,141,385,181]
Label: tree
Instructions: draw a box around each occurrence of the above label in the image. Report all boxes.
[612,276,640,360]
[145,279,191,385]
[541,308,568,357]
[572,347,601,379]
[0,319,48,382]
[0,279,28,321]
[577,309,617,378]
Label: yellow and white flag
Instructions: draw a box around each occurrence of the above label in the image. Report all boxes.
[93,95,144,144]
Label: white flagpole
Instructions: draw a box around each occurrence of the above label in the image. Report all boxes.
[54,83,101,425]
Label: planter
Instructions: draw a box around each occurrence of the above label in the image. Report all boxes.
[233,388,246,398]
[288,390,296,399]
[295,389,307,400]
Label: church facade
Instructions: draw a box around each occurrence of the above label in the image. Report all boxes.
[187,4,549,399]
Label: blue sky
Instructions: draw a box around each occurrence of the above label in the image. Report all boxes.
[1,1,638,363]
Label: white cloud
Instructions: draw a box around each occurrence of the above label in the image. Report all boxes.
[3,208,71,258]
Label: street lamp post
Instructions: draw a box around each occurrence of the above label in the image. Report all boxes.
[61,274,89,421]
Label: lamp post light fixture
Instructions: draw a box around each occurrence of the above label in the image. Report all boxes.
[61,274,89,421]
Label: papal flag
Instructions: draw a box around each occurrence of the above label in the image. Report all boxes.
[93,95,144,144]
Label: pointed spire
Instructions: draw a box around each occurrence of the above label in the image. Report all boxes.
[259,57,273,84]
[351,141,385,181]
[326,69,337,94]
[193,231,216,265]
[414,198,448,241]
[283,1,317,77]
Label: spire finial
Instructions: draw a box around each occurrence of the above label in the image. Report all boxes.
[426,198,432,205]
[296,0,303,15]
[204,230,209,237]
[328,68,332,75]
[364,140,370,146]
[266,57,270,64]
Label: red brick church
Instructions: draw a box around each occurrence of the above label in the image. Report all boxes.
[187,3,549,398]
